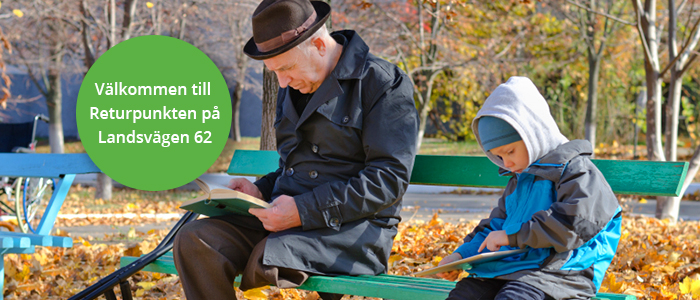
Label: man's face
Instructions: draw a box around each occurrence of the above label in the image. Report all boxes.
[263,44,324,94]
[489,140,529,174]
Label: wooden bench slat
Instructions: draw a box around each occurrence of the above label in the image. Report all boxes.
[0,153,101,178]
[119,254,634,300]
[227,150,688,196]
[122,149,653,300]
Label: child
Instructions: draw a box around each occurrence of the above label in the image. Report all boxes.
[437,77,622,300]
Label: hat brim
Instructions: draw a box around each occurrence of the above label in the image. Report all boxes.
[243,1,331,60]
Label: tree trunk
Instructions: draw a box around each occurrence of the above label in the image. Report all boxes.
[641,0,665,162]
[231,57,249,142]
[260,66,277,151]
[47,41,64,154]
[231,87,242,141]
[584,55,601,153]
[95,173,113,200]
[664,74,682,161]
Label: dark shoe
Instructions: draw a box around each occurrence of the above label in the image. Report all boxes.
[317,292,344,300]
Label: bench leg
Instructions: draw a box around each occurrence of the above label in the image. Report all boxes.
[104,290,117,300]
[119,280,133,300]
[69,211,199,300]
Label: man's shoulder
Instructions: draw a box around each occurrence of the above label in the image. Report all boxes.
[363,53,406,83]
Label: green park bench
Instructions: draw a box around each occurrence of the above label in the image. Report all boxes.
[0,153,101,300]
[82,149,688,300]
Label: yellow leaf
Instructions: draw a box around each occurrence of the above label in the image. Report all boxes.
[127,227,136,239]
[12,9,23,18]
[388,254,403,267]
[679,277,700,297]
[639,198,647,204]
[146,2,154,8]
[147,229,156,235]
[137,281,156,290]
[242,286,269,300]
[135,288,145,297]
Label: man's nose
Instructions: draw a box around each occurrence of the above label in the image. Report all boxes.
[277,74,291,88]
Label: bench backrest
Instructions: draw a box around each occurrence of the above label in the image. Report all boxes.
[228,150,688,196]
[0,153,101,177]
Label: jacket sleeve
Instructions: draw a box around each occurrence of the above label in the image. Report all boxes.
[253,166,282,202]
[507,157,620,252]
[293,73,419,231]
[454,180,513,258]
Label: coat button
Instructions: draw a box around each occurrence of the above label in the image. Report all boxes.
[330,217,340,227]
[309,170,318,179]
[342,116,350,123]
[285,168,294,176]
[312,144,319,153]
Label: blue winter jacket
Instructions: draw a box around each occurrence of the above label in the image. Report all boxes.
[454,140,622,300]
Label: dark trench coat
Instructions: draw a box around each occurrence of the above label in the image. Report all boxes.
[253,30,419,276]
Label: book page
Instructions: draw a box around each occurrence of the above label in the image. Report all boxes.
[413,248,527,277]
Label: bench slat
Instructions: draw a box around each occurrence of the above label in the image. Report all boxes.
[227,150,688,196]
[0,153,101,178]
[120,254,635,300]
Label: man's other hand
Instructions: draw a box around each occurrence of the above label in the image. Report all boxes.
[436,252,463,281]
[228,178,263,199]
[249,195,301,232]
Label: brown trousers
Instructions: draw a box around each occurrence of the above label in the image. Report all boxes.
[173,218,342,300]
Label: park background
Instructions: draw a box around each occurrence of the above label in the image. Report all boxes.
[0,0,700,299]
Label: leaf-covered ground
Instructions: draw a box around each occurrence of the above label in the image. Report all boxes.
[4,211,700,299]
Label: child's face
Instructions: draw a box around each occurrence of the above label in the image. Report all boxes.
[489,140,529,174]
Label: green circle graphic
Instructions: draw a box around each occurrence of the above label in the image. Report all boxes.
[77,35,231,191]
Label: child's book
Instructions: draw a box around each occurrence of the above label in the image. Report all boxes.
[413,248,528,277]
[179,177,271,217]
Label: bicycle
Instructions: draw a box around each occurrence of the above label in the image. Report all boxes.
[0,114,54,233]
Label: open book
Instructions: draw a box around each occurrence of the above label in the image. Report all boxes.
[179,177,271,217]
[413,248,527,277]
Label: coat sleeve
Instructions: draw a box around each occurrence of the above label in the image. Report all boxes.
[253,165,282,202]
[507,157,620,252]
[453,181,513,258]
[293,72,419,231]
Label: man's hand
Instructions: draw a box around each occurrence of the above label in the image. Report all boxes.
[478,230,509,253]
[436,252,465,281]
[228,178,263,199]
[249,195,301,232]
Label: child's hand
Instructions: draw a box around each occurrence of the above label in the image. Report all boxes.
[436,253,463,281]
[478,230,509,252]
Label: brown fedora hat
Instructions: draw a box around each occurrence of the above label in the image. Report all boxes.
[243,0,331,60]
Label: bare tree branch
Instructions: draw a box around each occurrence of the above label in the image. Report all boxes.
[568,0,636,25]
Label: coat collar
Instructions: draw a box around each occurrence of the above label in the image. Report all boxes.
[282,30,370,128]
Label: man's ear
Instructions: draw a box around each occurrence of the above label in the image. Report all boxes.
[311,37,326,56]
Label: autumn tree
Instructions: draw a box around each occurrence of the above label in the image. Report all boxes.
[1,0,85,154]
[631,0,700,222]
[0,8,16,110]
[551,1,632,153]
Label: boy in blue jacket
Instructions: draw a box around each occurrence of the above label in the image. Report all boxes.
[436,77,622,300]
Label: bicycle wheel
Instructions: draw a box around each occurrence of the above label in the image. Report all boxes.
[15,177,54,233]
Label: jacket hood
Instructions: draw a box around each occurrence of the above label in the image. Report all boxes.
[472,76,568,170]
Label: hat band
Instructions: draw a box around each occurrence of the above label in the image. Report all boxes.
[255,11,317,53]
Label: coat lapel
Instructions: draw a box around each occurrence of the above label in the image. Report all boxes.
[282,88,300,125]
[295,76,343,129]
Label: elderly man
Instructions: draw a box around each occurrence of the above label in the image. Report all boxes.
[172,0,419,299]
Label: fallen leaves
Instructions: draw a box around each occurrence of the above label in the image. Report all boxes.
[3,208,700,299]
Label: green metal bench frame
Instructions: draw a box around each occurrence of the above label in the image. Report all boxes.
[0,154,101,300]
[110,150,686,299]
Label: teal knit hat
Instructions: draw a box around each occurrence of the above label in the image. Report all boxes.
[478,116,522,151]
